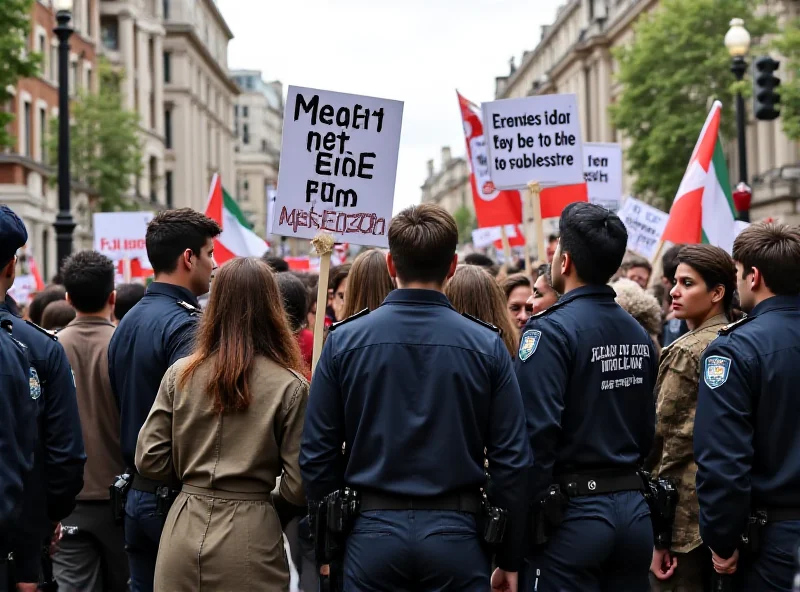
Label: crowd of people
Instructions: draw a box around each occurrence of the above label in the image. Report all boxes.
[0,199,799,592]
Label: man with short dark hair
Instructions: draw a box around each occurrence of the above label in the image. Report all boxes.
[108,208,220,592]
[516,202,657,591]
[694,223,800,591]
[301,204,531,592]
[113,283,145,324]
[28,285,66,326]
[262,253,290,273]
[53,251,128,591]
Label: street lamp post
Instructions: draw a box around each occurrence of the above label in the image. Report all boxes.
[725,18,752,222]
[53,0,75,269]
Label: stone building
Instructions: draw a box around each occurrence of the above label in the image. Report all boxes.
[420,146,473,218]
[0,0,99,281]
[495,0,800,224]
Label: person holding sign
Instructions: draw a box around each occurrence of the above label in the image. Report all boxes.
[515,203,657,592]
[300,204,531,592]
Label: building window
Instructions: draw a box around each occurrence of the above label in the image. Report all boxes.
[39,107,47,164]
[23,101,32,157]
[100,17,118,51]
[38,34,47,78]
[165,171,173,208]
[162,0,170,19]
[243,179,249,201]
[163,52,171,83]
[50,44,58,83]
[149,156,158,203]
[86,67,93,91]
[234,105,238,117]
[261,139,267,153]
[242,123,249,145]
[242,106,248,118]
[70,61,78,94]
[164,109,172,148]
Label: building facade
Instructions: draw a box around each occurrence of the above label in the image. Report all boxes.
[0,0,99,282]
[420,146,473,218]
[231,70,282,237]
[495,0,800,224]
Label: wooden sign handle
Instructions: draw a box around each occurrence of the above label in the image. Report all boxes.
[528,181,545,262]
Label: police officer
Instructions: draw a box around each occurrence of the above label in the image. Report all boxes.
[516,203,657,592]
[694,222,800,591]
[300,204,532,592]
[0,206,86,590]
[107,208,219,592]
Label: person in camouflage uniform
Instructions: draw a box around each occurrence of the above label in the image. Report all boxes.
[647,245,737,592]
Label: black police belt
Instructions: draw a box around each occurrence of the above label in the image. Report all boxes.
[762,508,800,522]
[557,469,644,498]
[359,490,481,514]
[131,471,180,494]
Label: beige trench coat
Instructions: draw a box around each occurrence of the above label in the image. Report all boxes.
[135,355,308,591]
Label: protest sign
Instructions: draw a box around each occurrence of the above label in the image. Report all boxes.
[271,85,404,248]
[471,225,518,249]
[94,211,154,266]
[617,197,669,260]
[583,143,622,213]
[482,93,584,191]
[7,274,38,306]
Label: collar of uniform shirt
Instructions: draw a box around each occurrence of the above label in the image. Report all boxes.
[749,294,800,317]
[381,288,454,309]
[145,281,200,308]
[557,284,617,305]
[1,295,21,316]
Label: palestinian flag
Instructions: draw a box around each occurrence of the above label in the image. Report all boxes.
[204,173,269,265]
[662,101,737,253]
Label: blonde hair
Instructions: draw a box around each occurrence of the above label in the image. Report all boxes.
[341,249,394,319]
[445,264,519,357]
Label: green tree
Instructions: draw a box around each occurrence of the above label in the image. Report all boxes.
[49,58,142,211]
[610,0,774,209]
[453,205,476,245]
[0,0,41,150]
[774,18,800,140]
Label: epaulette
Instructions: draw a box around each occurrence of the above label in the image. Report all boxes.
[718,315,755,336]
[529,297,567,320]
[26,319,58,341]
[177,300,202,316]
[462,312,500,333]
[329,308,369,332]
[1,319,12,334]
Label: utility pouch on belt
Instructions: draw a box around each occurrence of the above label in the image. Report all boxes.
[478,491,508,546]
[155,486,179,517]
[640,471,678,550]
[109,472,132,525]
[740,510,767,559]
[531,485,568,546]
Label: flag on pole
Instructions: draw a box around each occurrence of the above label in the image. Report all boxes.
[661,101,737,253]
[539,183,589,219]
[493,224,526,250]
[28,252,45,291]
[204,173,269,265]
[458,92,523,228]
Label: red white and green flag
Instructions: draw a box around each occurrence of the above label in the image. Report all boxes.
[204,173,269,265]
[661,101,737,253]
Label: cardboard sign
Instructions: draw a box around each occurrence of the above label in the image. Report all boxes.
[584,143,622,213]
[271,86,404,248]
[93,211,154,265]
[617,197,669,260]
[482,93,584,190]
[471,225,518,249]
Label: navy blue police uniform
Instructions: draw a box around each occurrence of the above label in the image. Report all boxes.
[107,282,201,592]
[695,295,800,591]
[300,289,532,591]
[515,285,657,592]
[0,321,37,591]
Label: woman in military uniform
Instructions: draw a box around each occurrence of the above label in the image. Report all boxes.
[648,245,736,591]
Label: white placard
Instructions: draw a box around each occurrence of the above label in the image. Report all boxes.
[482,93,584,190]
[617,197,669,260]
[471,225,518,249]
[271,86,404,248]
[584,142,622,213]
[93,211,154,265]
[7,274,38,305]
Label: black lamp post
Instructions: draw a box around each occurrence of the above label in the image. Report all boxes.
[725,18,752,222]
[53,0,75,269]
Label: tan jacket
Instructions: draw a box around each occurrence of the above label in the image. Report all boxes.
[649,314,727,553]
[135,355,308,591]
[57,315,124,500]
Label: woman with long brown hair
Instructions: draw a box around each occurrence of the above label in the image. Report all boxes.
[445,264,518,357]
[340,248,395,319]
[135,257,308,591]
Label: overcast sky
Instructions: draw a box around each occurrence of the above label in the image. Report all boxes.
[218,0,562,214]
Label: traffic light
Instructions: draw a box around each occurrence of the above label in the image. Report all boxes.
[753,56,781,121]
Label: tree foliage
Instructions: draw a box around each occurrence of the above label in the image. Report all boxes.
[610,0,774,209]
[453,205,476,245]
[49,59,142,211]
[774,18,800,141]
[0,0,41,150]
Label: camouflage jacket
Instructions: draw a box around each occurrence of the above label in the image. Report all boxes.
[649,314,728,553]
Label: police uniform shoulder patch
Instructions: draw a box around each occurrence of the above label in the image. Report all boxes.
[329,308,369,332]
[29,367,42,400]
[25,319,58,340]
[177,300,202,317]
[704,355,731,389]
[462,312,500,333]
[718,315,754,336]
[518,329,542,362]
